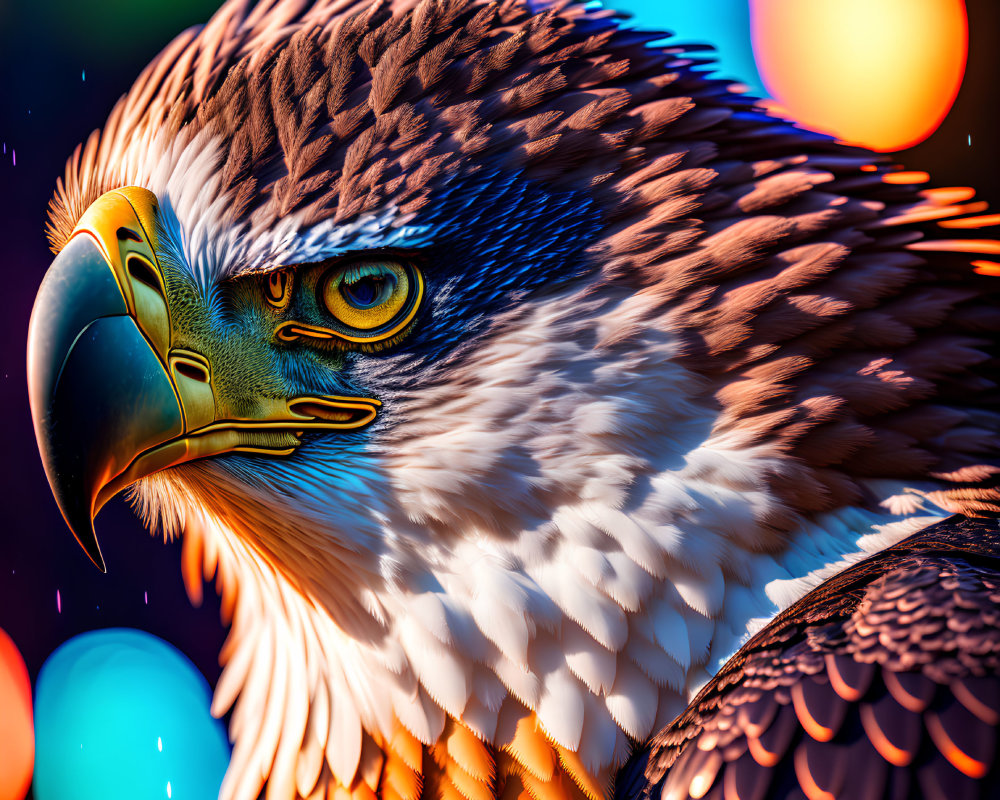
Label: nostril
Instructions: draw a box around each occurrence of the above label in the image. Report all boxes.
[174,360,210,383]
[127,254,161,292]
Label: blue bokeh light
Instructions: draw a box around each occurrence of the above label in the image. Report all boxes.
[33,628,230,800]
[600,0,767,97]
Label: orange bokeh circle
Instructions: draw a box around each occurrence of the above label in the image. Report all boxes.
[0,628,33,800]
[751,0,968,152]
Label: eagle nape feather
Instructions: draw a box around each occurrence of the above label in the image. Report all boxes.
[24,1,1000,799]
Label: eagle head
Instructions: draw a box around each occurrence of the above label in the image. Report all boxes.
[26,1,1000,799]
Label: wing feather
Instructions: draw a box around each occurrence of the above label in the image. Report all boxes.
[626,517,1000,800]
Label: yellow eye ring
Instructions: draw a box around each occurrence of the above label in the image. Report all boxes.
[322,261,409,330]
[300,259,423,343]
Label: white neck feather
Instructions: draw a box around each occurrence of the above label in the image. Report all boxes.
[131,282,950,800]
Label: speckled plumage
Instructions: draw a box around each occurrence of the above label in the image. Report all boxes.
[42,1,1000,799]
[632,515,1000,800]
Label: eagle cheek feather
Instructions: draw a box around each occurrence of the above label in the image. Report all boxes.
[27,0,1000,800]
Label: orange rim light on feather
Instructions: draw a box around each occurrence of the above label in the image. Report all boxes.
[972,261,1000,276]
[940,214,1000,229]
[908,239,1000,254]
[882,171,930,185]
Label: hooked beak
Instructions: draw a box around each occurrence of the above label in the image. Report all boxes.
[27,187,380,571]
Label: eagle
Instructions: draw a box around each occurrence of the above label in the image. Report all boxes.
[26,0,1000,799]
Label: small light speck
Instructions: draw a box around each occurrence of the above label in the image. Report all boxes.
[158,736,162,752]
[167,781,172,798]
[145,591,149,605]
[12,150,15,166]
[968,134,973,146]
[82,69,86,82]
[57,590,61,613]
[96,605,99,611]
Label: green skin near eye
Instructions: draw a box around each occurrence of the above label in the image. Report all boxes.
[252,258,421,355]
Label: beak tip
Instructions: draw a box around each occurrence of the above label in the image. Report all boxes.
[77,534,107,572]
[64,511,106,573]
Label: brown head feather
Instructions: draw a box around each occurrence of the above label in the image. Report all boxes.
[46,0,1000,523]
[43,1,1000,797]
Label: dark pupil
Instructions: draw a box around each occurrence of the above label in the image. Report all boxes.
[343,276,387,308]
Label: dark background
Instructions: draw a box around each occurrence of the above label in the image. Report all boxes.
[1,0,999,692]
[0,0,231,688]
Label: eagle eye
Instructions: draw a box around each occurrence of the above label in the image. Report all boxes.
[268,258,423,347]
[339,265,398,311]
[319,259,422,339]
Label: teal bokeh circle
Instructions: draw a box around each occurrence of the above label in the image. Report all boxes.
[33,628,230,800]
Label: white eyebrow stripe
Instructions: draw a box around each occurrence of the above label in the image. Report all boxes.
[229,217,436,279]
[137,129,435,286]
